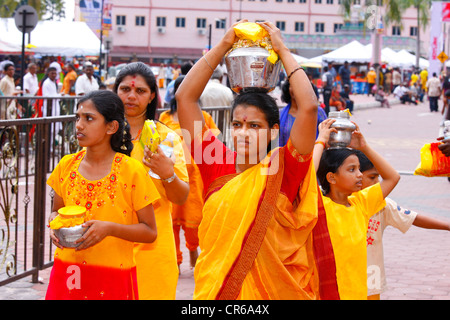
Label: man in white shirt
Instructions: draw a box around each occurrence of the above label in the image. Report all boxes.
[199,67,234,108]
[75,62,99,96]
[426,72,441,112]
[49,59,62,75]
[0,63,17,119]
[393,82,416,105]
[42,67,62,146]
[42,67,60,117]
[23,63,39,96]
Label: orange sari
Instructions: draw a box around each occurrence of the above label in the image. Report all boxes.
[193,133,339,300]
[159,111,220,264]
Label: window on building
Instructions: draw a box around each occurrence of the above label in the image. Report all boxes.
[334,23,342,33]
[315,0,322,3]
[216,19,226,29]
[288,0,295,3]
[410,26,418,36]
[116,15,126,26]
[176,17,186,28]
[326,0,333,4]
[135,16,145,26]
[392,26,401,36]
[156,16,166,27]
[295,21,304,32]
[276,21,286,31]
[260,0,267,2]
[276,0,283,2]
[197,18,206,29]
[315,22,324,33]
[299,0,307,3]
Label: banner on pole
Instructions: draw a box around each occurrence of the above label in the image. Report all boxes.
[429,2,450,79]
[79,0,102,37]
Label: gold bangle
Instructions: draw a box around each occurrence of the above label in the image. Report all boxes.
[315,141,326,148]
[203,55,214,72]
[287,66,303,81]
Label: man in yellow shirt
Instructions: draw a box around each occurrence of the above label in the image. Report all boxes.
[366,67,376,96]
[61,64,78,96]
[420,68,428,91]
[410,71,419,86]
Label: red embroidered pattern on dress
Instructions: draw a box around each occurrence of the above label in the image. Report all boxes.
[62,151,124,220]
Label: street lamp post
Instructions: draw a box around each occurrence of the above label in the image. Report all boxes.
[208,23,212,50]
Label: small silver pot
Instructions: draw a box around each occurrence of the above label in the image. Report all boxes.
[328,111,356,149]
[225,47,281,93]
[54,224,89,248]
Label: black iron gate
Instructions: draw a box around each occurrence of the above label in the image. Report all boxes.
[0,109,78,286]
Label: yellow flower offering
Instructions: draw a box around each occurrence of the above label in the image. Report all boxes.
[234,22,267,42]
[140,120,160,153]
[231,22,278,64]
[49,206,86,230]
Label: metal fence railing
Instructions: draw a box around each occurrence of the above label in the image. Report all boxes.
[0,94,233,287]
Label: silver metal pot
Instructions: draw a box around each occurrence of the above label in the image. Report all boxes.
[54,224,89,248]
[328,111,356,149]
[225,47,281,93]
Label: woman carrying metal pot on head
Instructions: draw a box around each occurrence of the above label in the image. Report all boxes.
[176,20,339,300]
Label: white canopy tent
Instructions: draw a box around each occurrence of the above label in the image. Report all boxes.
[320,40,370,64]
[307,42,429,69]
[0,18,102,56]
[387,49,429,69]
[292,53,309,65]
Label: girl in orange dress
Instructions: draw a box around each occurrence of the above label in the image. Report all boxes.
[46,90,159,300]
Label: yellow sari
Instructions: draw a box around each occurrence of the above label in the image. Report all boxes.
[131,121,189,300]
[193,138,339,300]
[159,110,220,263]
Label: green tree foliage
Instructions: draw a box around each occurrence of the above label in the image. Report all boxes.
[0,0,65,20]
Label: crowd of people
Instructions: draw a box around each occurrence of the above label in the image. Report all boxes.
[312,61,450,141]
[0,56,103,120]
[1,20,449,301]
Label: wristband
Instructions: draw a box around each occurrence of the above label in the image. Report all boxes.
[315,141,326,148]
[162,172,177,183]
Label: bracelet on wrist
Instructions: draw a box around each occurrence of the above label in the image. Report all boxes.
[287,66,303,81]
[162,172,177,183]
[315,141,326,148]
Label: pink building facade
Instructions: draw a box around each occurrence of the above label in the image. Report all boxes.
[75,0,429,65]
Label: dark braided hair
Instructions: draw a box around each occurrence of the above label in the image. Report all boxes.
[76,90,133,156]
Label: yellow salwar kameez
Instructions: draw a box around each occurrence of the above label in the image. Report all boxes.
[131,121,189,300]
[46,151,160,300]
[322,183,386,300]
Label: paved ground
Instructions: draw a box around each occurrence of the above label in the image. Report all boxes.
[1,90,449,300]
